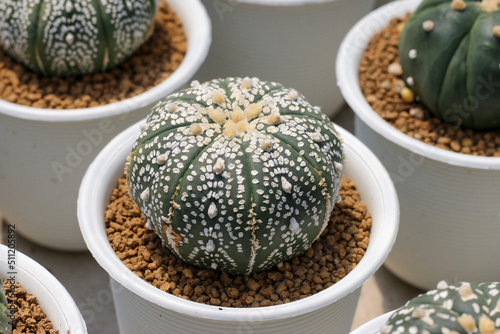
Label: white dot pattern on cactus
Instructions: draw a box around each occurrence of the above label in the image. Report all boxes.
[382,281,500,334]
[157,154,167,166]
[0,0,157,76]
[409,49,418,59]
[126,77,344,276]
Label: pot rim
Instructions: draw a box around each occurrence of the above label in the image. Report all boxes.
[232,0,337,6]
[0,0,211,123]
[349,310,394,334]
[336,0,500,170]
[0,244,87,333]
[78,118,399,322]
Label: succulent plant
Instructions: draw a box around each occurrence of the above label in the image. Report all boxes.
[382,281,500,334]
[126,77,344,276]
[399,0,500,130]
[0,0,157,77]
[0,279,10,334]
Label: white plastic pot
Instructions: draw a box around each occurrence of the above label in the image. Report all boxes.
[337,0,500,291]
[78,120,399,334]
[0,244,87,333]
[194,0,376,119]
[350,311,393,334]
[0,0,211,251]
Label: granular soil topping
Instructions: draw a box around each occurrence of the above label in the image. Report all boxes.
[105,177,371,308]
[359,15,500,157]
[4,280,58,334]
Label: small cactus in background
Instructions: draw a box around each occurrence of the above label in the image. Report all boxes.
[126,77,344,276]
[0,279,10,334]
[399,0,500,130]
[0,0,158,77]
[382,281,500,334]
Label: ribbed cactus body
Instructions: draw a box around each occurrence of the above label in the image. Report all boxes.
[0,279,10,334]
[127,77,344,276]
[382,281,500,334]
[399,0,500,130]
[0,0,157,77]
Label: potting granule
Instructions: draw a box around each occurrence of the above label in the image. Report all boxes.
[359,15,500,157]
[105,177,371,308]
[4,281,58,334]
[0,1,186,109]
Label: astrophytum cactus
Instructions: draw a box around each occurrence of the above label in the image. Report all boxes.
[382,281,500,334]
[126,77,344,276]
[0,0,157,77]
[399,0,500,130]
[0,279,9,334]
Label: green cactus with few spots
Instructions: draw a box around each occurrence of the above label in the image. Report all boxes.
[126,77,344,276]
[0,0,158,77]
[382,281,500,334]
[0,279,10,334]
[399,0,500,130]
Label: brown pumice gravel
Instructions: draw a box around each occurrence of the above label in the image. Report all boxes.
[359,15,500,157]
[4,281,58,334]
[0,1,186,110]
[105,177,371,308]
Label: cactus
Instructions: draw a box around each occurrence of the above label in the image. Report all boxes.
[0,279,10,334]
[126,77,344,276]
[381,281,500,334]
[0,0,157,77]
[399,0,500,130]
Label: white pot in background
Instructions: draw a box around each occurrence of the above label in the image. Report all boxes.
[194,0,377,119]
[0,0,211,251]
[350,311,393,334]
[337,0,500,291]
[0,244,87,333]
[78,120,399,334]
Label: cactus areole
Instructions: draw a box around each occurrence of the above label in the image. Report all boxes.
[399,0,500,130]
[382,281,500,334]
[126,77,344,276]
[0,0,158,77]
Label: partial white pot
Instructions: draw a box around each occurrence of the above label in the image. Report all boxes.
[194,0,376,119]
[78,120,399,334]
[349,311,393,334]
[0,244,87,333]
[337,0,500,291]
[0,0,211,251]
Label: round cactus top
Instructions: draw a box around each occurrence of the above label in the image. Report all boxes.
[399,0,500,130]
[382,281,500,334]
[0,0,157,77]
[126,77,344,276]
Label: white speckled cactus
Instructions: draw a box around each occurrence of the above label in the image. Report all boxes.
[382,281,500,334]
[0,0,158,77]
[0,279,9,334]
[126,77,344,276]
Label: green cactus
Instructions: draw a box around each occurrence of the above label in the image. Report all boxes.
[399,0,500,130]
[382,281,500,334]
[0,0,157,77]
[126,77,344,276]
[0,279,10,334]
